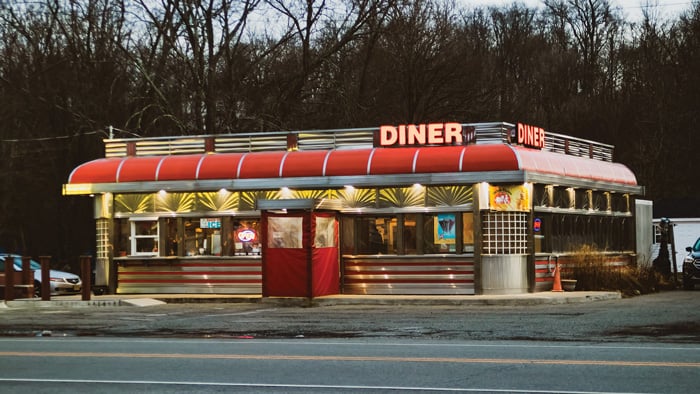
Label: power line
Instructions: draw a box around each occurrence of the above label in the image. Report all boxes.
[0,126,142,143]
[631,2,696,9]
[0,130,104,143]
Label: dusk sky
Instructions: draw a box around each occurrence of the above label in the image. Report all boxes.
[465,0,694,22]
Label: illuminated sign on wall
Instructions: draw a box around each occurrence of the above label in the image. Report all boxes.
[533,218,542,232]
[489,185,531,212]
[516,123,545,149]
[237,229,257,242]
[200,218,221,229]
[379,122,473,147]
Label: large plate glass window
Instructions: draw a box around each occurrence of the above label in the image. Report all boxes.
[184,218,222,256]
[233,219,261,255]
[353,216,396,255]
[462,212,474,252]
[130,218,159,256]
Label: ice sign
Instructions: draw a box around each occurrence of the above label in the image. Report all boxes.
[200,218,221,229]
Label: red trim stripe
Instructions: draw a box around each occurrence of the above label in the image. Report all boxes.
[344,279,474,284]
[349,261,474,266]
[345,270,473,275]
[118,271,260,276]
[119,279,261,284]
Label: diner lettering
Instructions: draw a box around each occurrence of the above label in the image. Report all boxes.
[517,123,545,149]
[379,122,463,146]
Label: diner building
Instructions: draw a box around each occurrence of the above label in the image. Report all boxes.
[63,122,644,296]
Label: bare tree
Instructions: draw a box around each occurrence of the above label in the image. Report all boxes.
[357,0,469,122]
[263,0,393,127]
[0,0,131,258]
[544,0,622,97]
[490,3,548,120]
[130,0,262,134]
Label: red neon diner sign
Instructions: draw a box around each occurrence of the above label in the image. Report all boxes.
[516,123,545,149]
[379,122,468,147]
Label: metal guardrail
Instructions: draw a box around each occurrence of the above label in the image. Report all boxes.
[103,122,614,162]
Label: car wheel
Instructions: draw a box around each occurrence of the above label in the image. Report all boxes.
[34,280,41,298]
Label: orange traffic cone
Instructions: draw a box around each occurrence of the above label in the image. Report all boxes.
[551,263,563,292]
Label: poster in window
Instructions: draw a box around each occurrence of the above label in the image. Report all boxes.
[314,217,336,248]
[267,217,303,248]
[489,185,530,211]
[434,214,456,244]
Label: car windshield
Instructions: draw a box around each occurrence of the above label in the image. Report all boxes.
[9,257,42,270]
[694,238,700,252]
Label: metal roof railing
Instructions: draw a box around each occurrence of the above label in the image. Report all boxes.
[103,122,614,162]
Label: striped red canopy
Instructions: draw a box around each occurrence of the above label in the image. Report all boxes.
[67,144,637,189]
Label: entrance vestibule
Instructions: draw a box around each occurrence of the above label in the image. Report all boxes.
[259,200,339,298]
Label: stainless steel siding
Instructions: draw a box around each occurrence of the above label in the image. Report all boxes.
[481,255,528,295]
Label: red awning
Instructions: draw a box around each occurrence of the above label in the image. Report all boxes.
[511,146,637,185]
[66,144,637,191]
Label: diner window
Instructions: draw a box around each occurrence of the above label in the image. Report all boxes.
[462,212,474,252]
[545,214,634,253]
[533,184,551,208]
[184,218,222,256]
[163,218,179,256]
[232,219,261,255]
[130,218,159,256]
[340,218,355,255]
[553,187,572,209]
[114,219,130,257]
[611,193,629,213]
[355,216,396,255]
[575,189,591,210]
[403,214,418,254]
[342,213,474,256]
[592,191,608,211]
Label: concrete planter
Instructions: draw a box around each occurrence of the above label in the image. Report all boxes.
[561,279,577,291]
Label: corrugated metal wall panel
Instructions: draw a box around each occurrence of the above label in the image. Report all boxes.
[116,259,262,294]
[342,256,475,295]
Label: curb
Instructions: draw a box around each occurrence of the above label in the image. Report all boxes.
[4,299,125,308]
[3,298,165,308]
[309,292,622,307]
[1,291,621,309]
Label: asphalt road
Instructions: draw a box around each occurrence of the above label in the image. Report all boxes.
[0,290,699,343]
[0,337,698,393]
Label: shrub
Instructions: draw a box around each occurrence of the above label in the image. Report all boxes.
[569,245,670,296]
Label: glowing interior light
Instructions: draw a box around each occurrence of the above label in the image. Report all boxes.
[280,187,293,198]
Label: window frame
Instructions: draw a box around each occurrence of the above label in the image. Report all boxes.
[129,217,159,257]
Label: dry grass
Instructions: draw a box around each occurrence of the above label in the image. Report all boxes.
[569,245,672,296]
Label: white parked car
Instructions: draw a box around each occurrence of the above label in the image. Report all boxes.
[0,254,82,297]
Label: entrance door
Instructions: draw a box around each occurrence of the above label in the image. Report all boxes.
[261,210,339,297]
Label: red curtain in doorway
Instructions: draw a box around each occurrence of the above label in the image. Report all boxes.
[261,212,310,297]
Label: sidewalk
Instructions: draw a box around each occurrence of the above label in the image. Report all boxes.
[1,291,621,308]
